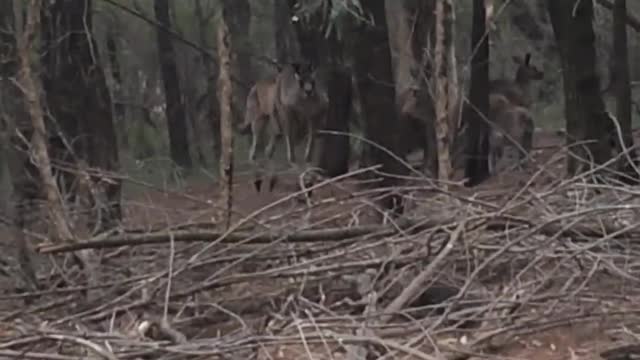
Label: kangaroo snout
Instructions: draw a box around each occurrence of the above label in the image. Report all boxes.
[303,82,313,96]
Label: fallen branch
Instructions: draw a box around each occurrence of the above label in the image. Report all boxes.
[381,220,465,324]
[38,209,640,255]
[37,218,423,254]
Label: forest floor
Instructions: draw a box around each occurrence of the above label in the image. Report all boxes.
[0,129,640,359]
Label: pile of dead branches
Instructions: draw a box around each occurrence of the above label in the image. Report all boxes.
[1,166,640,359]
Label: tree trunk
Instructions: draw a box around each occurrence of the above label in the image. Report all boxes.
[106,30,127,150]
[274,0,300,64]
[613,0,639,183]
[1,0,39,292]
[409,0,436,76]
[195,0,221,162]
[217,6,234,229]
[444,1,460,171]
[386,0,418,95]
[154,0,192,169]
[287,0,327,64]
[40,0,119,300]
[41,0,121,232]
[547,0,611,176]
[318,68,352,177]
[403,0,438,177]
[464,0,491,186]
[223,0,251,130]
[433,0,456,182]
[21,0,73,240]
[351,0,405,216]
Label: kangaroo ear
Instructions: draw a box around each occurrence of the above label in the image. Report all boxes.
[524,53,531,65]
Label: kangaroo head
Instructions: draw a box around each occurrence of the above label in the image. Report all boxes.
[512,53,543,84]
[291,62,317,98]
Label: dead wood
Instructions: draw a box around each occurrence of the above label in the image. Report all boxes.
[36,217,425,254]
[36,209,640,256]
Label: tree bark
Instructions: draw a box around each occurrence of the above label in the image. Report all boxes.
[39,0,118,300]
[433,0,455,182]
[19,0,75,249]
[547,0,611,176]
[195,0,221,161]
[222,0,251,130]
[464,0,491,186]
[318,68,352,177]
[41,0,121,232]
[218,6,234,229]
[445,1,461,172]
[154,0,192,169]
[1,0,39,292]
[403,0,439,177]
[274,0,300,64]
[613,0,639,182]
[351,0,405,216]
[106,30,127,150]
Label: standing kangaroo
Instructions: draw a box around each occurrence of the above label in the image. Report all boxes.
[275,62,328,165]
[487,53,543,174]
[489,53,544,107]
[487,94,534,174]
[241,62,327,192]
[240,78,280,166]
[397,85,438,178]
[397,53,543,178]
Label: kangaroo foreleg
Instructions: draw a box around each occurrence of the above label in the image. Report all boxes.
[284,110,297,164]
[248,115,263,164]
[304,116,316,163]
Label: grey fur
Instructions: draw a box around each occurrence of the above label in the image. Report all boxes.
[274,63,328,164]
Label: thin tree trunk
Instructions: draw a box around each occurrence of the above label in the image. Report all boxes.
[217,7,234,229]
[106,30,127,150]
[613,0,638,182]
[547,0,611,176]
[445,1,460,171]
[433,0,454,182]
[40,0,118,300]
[351,0,405,217]
[18,0,73,243]
[40,0,121,232]
[195,0,221,162]
[406,0,438,177]
[274,0,300,64]
[464,0,491,186]
[223,0,251,130]
[154,0,192,169]
[2,0,39,292]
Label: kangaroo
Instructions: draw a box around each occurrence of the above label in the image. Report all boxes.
[397,85,438,177]
[274,62,328,165]
[241,62,327,192]
[487,94,534,174]
[489,53,544,108]
[240,78,280,166]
